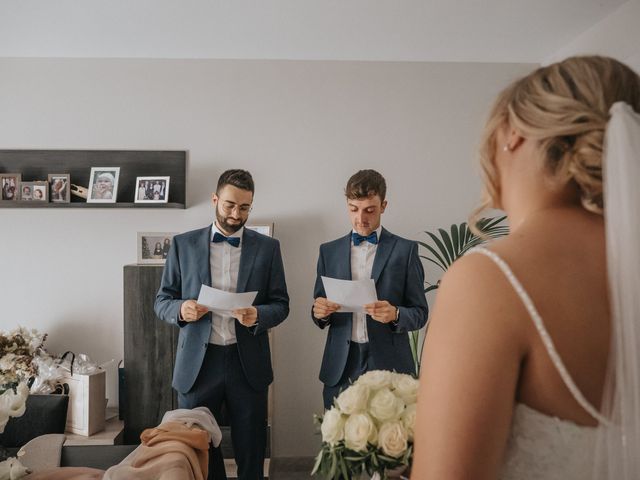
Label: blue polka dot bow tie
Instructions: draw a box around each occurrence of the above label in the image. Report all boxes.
[352,231,378,246]
[212,232,240,247]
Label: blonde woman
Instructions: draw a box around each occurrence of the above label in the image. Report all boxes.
[412,56,640,479]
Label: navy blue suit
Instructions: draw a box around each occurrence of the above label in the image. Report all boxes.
[313,228,428,408]
[155,225,289,479]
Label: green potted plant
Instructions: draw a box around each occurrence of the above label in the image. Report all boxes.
[409,216,509,372]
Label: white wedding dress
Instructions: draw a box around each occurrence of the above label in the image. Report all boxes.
[467,247,604,480]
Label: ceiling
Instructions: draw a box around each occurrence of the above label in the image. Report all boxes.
[0,0,631,63]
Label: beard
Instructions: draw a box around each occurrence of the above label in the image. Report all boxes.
[215,205,247,234]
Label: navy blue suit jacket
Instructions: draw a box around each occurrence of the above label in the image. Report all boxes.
[155,226,289,393]
[313,228,428,386]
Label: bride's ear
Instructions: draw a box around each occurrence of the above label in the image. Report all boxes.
[505,128,525,152]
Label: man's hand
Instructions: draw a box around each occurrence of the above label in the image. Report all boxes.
[180,300,208,322]
[313,297,340,320]
[364,301,397,323]
[232,307,258,327]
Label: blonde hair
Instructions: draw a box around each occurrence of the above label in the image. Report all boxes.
[472,56,640,230]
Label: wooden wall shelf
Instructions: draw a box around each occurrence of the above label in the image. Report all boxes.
[0,149,186,208]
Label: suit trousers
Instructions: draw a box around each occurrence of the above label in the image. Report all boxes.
[322,342,375,410]
[178,344,268,480]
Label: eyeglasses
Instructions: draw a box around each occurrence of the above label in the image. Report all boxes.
[220,201,252,215]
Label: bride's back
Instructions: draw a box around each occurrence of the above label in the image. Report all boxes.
[490,207,609,426]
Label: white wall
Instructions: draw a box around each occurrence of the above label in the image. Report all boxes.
[0,0,624,63]
[0,58,533,456]
[544,0,640,72]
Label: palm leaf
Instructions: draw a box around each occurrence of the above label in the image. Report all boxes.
[425,231,453,267]
[413,216,509,374]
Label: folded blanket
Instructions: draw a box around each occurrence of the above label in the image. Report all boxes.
[103,422,210,480]
[161,407,221,447]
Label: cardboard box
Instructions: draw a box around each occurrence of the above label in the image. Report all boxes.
[63,369,106,436]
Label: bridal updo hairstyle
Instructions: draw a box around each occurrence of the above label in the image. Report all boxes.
[475,56,640,223]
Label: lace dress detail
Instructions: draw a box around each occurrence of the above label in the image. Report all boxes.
[467,247,603,480]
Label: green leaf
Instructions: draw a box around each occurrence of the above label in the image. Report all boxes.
[438,227,456,261]
[311,450,324,475]
[426,231,452,265]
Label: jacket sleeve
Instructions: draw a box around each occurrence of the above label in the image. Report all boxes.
[154,238,187,328]
[254,240,290,334]
[393,242,429,333]
[311,245,332,329]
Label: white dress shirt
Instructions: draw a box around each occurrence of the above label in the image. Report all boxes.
[350,226,381,343]
[208,224,244,345]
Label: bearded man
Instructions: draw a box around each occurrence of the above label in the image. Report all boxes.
[155,169,289,480]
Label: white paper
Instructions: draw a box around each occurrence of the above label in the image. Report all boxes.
[321,276,378,313]
[196,284,258,314]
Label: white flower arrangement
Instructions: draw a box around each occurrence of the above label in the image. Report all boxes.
[312,370,418,479]
[0,327,47,434]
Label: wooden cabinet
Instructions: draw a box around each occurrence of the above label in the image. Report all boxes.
[0,149,186,208]
[122,264,177,444]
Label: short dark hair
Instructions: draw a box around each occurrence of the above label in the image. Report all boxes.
[345,169,386,201]
[216,169,254,194]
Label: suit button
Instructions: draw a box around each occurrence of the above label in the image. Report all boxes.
[346,340,350,345]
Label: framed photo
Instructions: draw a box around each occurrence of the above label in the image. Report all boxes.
[137,232,178,265]
[31,182,48,202]
[134,176,170,203]
[20,181,48,202]
[87,167,120,203]
[48,174,70,203]
[0,174,21,201]
[247,224,274,237]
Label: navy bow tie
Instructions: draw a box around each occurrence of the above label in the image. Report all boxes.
[212,232,240,247]
[352,231,378,246]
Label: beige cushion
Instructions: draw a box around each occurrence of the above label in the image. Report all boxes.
[17,433,66,471]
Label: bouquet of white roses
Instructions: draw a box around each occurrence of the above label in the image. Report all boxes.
[312,370,418,479]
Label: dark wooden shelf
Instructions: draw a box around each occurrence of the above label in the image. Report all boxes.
[0,149,186,208]
[0,202,185,209]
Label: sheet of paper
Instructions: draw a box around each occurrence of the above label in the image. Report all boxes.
[196,284,258,314]
[321,276,378,313]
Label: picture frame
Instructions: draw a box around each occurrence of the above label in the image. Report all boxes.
[0,174,21,201]
[137,232,178,265]
[247,224,274,238]
[20,181,48,202]
[134,176,170,204]
[31,182,48,202]
[87,167,120,203]
[48,174,71,203]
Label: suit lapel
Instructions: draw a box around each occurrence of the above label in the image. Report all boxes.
[236,228,258,293]
[337,233,352,280]
[198,225,212,287]
[372,228,396,284]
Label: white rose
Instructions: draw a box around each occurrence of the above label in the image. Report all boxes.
[0,353,17,372]
[401,403,416,440]
[344,413,378,452]
[0,409,9,434]
[356,370,392,390]
[378,421,408,458]
[321,407,346,446]
[392,374,419,405]
[0,383,28,418]
[369,387,405,422]
[336,383,370,415]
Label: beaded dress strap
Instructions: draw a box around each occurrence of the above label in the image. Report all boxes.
[467,246,609,425]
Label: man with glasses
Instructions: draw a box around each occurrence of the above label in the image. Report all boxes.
[312,169,428,409]
[155,169,289,480]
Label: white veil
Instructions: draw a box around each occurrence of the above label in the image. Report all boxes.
[593,102,640,479]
